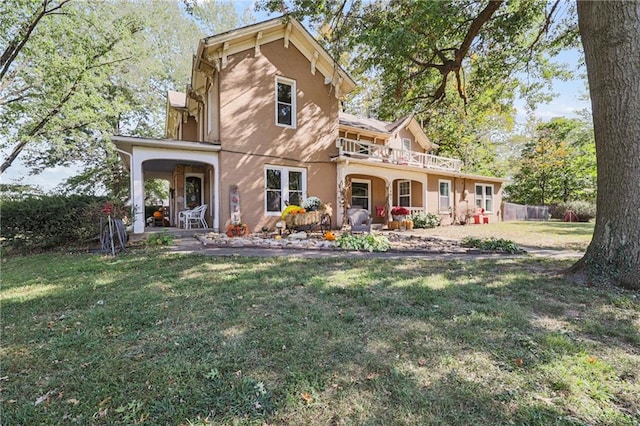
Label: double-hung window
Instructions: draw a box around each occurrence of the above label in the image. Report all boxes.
[475,184,494,213]
[402,138,411,152]
[265,166,306,215]
[439,180,452,213]
[275,77,296,128]
[351,179,371,211]
[398,180,411,207]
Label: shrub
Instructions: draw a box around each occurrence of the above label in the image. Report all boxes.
[550,201,596,222]
[146,230,174,246]
[461,236,521,254]
[1,195,126,253]
[335,232,391,252]
[411,211,441,229]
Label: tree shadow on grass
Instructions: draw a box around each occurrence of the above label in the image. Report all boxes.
[1,253,637,424]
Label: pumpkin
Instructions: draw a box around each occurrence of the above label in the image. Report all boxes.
[324,231,336,241]
[153,210,163,219]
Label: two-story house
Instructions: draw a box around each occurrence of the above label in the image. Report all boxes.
[112,16,505,234]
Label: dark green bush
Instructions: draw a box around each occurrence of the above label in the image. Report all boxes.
[461,236,521,254]
[1,195,126,253]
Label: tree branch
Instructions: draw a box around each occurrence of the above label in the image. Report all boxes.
[0,0,73,82]
[528,0,561,54]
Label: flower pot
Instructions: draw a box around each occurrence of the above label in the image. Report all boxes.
[392,215,406,221]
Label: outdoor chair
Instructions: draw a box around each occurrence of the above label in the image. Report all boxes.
[347,208,373,233]
[180,204,208,229]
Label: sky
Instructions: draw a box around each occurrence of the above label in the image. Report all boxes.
[2,3,591,192]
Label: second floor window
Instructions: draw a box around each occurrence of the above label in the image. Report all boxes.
[276,77,296,128]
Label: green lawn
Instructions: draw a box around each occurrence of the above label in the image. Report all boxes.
[422,220,594,251]
[2,249,638,425]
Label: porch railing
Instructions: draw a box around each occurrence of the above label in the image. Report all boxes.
[336,137,463,172]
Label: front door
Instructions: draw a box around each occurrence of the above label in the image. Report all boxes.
[185,175,203,209]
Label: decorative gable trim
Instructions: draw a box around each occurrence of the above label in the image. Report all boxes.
[198,16,355,97]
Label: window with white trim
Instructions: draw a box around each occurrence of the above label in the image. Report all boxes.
[275,77,296,128]
[398,180,411,207]
[351,179,371,211]
[265,166,306,215]
[439,180,452,213]
[402,138,411,152]
[475,184,494,213]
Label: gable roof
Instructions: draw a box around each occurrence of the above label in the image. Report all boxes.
[339,112,438,151]
[194,16,356,98]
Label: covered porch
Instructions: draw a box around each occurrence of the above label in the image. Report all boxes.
[111,136,221,234]
[335,160,429,227]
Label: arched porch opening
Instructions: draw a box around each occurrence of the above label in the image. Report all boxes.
[344,173,389,224]
[391,178,425,216]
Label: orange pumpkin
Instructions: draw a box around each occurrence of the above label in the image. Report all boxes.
[153,210,163,219]
[324,231,336,241]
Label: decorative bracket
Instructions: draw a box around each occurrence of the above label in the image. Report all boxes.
[255,31,263,55]
[284,22,292,48]
[311,51,319,75]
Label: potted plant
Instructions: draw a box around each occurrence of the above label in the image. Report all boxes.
[391,206,410,221]
[302,196,322,211]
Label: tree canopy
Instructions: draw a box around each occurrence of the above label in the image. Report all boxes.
[506,116,596,205]
[0,0,253,196]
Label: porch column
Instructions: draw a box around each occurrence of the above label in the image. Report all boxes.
[212,157,220,232]
[336,163,346,227]
[131,150,145,234]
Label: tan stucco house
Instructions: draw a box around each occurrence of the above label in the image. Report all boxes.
[112,16,505,234]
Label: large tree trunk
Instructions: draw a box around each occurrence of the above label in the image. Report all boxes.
[570,1,640,289]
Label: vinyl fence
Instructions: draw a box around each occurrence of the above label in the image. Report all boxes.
[503,202,549,221]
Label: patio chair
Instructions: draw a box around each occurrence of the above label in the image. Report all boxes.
[182,204,208,229]
[347,208,373,233]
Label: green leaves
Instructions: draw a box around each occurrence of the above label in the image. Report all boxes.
[506,117,596,205]
[335,232,391,252]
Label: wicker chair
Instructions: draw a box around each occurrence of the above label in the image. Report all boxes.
[347,208,373,233]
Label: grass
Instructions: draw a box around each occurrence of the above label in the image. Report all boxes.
[421,220,594,251]
[2,248,638,425]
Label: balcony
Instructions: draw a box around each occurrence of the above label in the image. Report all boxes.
[336,137,463,173]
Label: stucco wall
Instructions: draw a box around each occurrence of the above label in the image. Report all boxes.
[217,40,339,231]
[426,175,503,225]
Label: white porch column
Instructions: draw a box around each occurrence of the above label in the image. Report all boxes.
[131,149,145,234]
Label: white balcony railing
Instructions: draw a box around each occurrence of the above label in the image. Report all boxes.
[336,138,463,172]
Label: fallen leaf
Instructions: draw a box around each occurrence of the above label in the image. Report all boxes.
[66,398,80,405]
[301,392,313,404]
[97,407,108,418]
[418,359,427,367]
[366,372,380,380]
[515,358,524,367]
[588,356,596,364]
[99,396,112,406]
